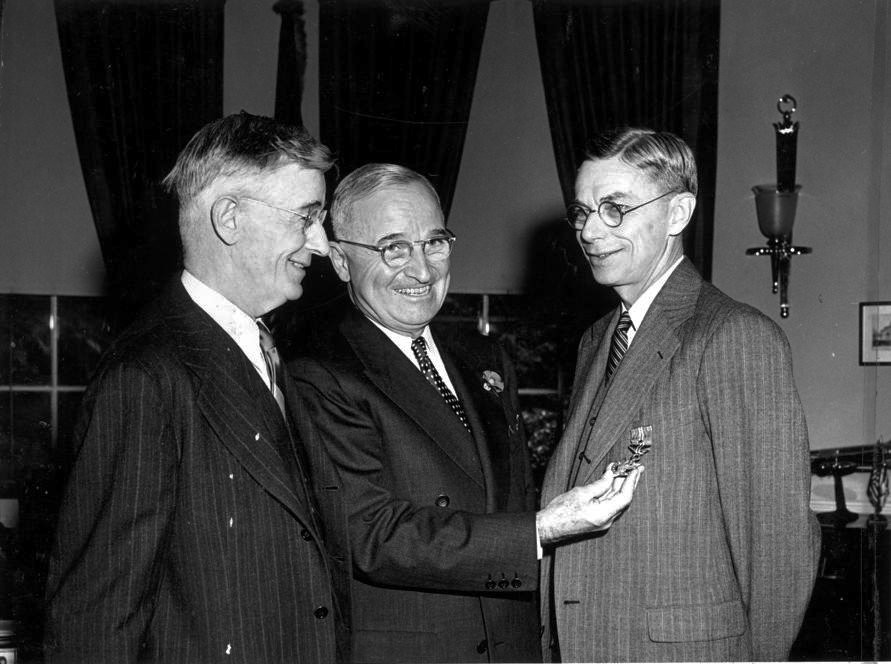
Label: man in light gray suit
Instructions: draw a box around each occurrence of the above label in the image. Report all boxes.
[540,127,820,662]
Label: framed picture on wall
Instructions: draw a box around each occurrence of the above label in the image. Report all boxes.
[860,301,891,365]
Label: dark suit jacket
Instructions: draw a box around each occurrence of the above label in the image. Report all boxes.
[291,309,540,663]
[45,279,352,663]
[540,259,820,662]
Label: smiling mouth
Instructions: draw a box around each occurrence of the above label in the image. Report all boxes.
[587,248,621,261]
[394,285,431,296]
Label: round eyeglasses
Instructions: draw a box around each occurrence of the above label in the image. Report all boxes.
[336,229,456,268]
[566,190,676,230]
[238,196,327,234]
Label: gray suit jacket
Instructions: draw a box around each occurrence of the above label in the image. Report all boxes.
[540,259,820,662]
[292,309,540,663]
[45,280,351,663]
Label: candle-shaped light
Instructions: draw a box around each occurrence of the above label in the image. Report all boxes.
[774,94,799,192]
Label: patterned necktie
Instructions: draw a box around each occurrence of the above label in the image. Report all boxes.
[257,319,287,418]
[411,336,471,432]
[604,310,633,382]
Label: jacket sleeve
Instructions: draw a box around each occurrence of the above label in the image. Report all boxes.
[698,310,820,660]
[44,358,180,664]
[293,360,538,594]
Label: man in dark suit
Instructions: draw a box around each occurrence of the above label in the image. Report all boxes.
[45,113,351,663]
[540,128,821,662]
[291,163,642,663]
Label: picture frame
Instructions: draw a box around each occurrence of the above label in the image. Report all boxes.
[859,301,891,365]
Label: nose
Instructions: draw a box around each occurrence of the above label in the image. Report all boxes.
[578,211,607,244]
[305,220,330,257]
[403,245,432,281]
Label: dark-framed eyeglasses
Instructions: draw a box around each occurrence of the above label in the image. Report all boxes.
[566,190,676,230]
[336,229,456,268]
[238,196,327,234]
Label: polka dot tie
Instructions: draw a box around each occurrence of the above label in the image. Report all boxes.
[411,336,471,432]
[604,310,633,382]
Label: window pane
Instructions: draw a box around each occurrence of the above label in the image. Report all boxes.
[58,296,114,386]
[11,391,52,456]
[58,391,86,458]
[9,295,51,385]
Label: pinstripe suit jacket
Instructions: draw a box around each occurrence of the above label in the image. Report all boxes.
[291,309,540,663]
[540,259,820,662]
[45,280,352,663]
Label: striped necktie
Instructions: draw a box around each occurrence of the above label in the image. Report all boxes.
[604,310,633,382]
[256,319,287,418]
[411,336,471,432]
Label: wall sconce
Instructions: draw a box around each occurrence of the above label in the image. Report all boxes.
[746,94,811,318]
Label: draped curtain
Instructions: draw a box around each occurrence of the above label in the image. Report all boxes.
[533,0,720,279]
[318,0,490,218]
[274,0,307,127]
[54,0,224,322]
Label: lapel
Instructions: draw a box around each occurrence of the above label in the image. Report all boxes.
[436,331,498,512]
[341,310,486,490]
[163,281,320,532]
[575,259,702,486]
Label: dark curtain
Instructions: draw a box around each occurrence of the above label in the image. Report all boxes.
[274,0,307,126]
[55,0,224,323]
[533,0,720,279]
[318,0,490,217]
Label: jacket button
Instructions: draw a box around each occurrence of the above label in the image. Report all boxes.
[497,578,509,589]
[511,577,522,588]
[589,416,597,426]
[313,606,329,620]
[301,529,312,541]
[435,494,450,508]
[485,575,496,590]
[476,639,488,654]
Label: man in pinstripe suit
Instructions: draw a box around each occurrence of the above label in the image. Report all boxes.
[540,128,821,662]
[45,113,351,663]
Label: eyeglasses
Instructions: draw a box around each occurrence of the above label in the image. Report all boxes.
[566,190,675,230]
[336,229,456,268]
[238,196,327,234]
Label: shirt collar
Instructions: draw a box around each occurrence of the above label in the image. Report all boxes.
[624,255,684,330]
[181,269,267,377]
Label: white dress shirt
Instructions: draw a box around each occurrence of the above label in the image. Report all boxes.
[181,270,272,390]
[367,318,459,395]
[622,255,685,346]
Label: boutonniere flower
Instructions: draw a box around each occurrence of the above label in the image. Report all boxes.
[481,370,504,394]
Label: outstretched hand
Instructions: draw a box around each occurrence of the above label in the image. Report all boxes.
[536,465,643,546]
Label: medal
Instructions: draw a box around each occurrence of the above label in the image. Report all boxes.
[610,425,653,476]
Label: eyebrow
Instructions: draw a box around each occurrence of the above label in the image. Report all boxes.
[373,229,450,243]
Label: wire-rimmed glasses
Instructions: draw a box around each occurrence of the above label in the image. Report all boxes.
[238,196,327,233]
[566,190,676,230]
[336,229,456,268]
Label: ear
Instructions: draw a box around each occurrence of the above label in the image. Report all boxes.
[328,243,352,283]
[667,192,696,237]
[210,196,239,246]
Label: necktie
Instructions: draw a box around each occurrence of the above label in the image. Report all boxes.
[604,310,633,382]
[257,319,287,418]
[411,336,471,432]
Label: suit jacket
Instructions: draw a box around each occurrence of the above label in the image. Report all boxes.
[45,279,352,663]
[540,259,820,662]
[290,309,540,663]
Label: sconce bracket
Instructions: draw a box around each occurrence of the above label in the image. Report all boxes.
[745,238,811,318]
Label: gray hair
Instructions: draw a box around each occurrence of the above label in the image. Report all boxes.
[584,127,698,196]
[330,163,441,239]
[162,111,334,208]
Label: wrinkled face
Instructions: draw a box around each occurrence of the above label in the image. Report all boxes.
[331,183,450,337]
[573,156,690,306]
[228,163,329,316]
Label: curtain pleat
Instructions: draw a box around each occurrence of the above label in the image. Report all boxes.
[54,0,224,321]
[318,0,490,218]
